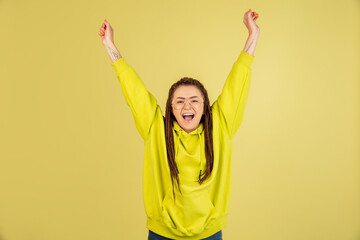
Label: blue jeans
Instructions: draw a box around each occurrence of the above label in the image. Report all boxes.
[148,230,222,240]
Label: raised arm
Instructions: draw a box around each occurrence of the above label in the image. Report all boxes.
[98,20,159,140]
[212,9,260,138]
[242,9,260,55]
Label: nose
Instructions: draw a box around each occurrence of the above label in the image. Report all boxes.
[184,99,192,109]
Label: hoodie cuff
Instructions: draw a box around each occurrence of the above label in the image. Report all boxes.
[236,51,255,68]
[111,57,130,75]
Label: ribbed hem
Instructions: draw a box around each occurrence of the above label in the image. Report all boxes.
[146,215,227,240]
[237,51,255,68]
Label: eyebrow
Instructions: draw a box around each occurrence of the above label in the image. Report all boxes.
[175,96,200,99]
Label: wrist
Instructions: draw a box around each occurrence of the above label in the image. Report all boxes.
[103,40,115,47]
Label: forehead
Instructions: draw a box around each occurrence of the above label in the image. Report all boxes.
[173,85,202,98]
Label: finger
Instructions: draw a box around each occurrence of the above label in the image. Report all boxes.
[102,20,109,29]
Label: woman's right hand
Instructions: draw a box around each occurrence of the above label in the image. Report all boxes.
[98,19,114,46]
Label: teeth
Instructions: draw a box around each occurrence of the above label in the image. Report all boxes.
[183,113,194,117]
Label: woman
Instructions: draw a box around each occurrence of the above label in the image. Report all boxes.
[98,9,260,240]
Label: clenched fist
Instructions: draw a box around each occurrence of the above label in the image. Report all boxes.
[98,19,115,46]
[244,9,260,35]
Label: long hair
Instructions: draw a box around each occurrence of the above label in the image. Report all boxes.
[164,77,214,202]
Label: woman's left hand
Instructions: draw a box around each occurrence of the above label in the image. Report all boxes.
[243,9,260,35]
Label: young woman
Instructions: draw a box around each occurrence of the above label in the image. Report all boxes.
[98,9,260,240]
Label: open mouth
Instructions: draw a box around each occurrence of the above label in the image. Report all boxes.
[182,113,194,122]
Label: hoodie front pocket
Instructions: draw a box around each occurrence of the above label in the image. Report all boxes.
[161,188,217,236]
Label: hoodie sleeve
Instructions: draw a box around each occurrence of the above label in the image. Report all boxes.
[212,51,255,139]
[111,57,158,140]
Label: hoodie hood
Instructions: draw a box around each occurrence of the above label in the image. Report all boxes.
[173,120,205,183]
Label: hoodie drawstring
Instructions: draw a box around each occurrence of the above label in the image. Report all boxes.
[197,130,203,183]
[175,127,204,183]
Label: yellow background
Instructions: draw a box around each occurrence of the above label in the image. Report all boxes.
[0,0,359,239]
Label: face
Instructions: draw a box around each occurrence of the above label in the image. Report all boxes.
[171,85,205,133]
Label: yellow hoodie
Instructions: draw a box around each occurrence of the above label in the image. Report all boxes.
[111,51,254,239]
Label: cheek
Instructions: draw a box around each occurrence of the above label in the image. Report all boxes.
[176,112,182,120]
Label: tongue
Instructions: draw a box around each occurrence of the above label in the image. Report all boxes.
[184,115,193,121]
